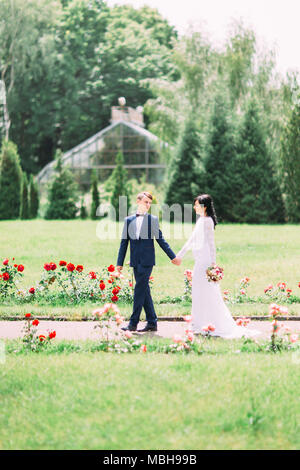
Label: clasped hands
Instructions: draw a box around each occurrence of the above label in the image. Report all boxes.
[171,256,181,266]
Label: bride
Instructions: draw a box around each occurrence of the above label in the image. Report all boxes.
[177,194,260,339]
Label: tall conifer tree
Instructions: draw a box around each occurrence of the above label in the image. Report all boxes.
[0,140,22,219]
[230,100,285,223]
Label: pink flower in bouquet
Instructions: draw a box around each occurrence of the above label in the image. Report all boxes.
[290,334,299,343]
[3,258,9,265]
[184,315,192,323]
[240,289,246,295]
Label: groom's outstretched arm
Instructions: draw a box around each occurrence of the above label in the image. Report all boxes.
[152,216,176,261]
[117,218,129,268]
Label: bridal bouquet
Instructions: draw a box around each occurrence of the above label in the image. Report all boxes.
[206,264,224,283]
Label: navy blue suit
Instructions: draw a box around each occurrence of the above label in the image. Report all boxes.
[117,213,176,327]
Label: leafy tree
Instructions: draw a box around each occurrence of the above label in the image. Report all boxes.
[45,150,78,219]
[164,118,201,219]
[280,100,300,222]
[110,152,131,221]
[20,172,29,219]
[203,94,236,222]
[90,170,100,219]
[28,173,39,218]
[0,139,22,219]
[230,100,285,223]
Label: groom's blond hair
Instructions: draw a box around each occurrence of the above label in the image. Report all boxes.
[137,191,153,201]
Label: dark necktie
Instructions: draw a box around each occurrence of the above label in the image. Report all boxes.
[136,213,146,217]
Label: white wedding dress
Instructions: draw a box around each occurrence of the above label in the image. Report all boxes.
[177,216,260,339]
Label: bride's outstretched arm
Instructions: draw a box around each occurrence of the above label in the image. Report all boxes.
[176,218,204,259]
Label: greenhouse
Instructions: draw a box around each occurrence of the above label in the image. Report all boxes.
[37,103,167,190]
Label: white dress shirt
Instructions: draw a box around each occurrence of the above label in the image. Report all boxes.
[136,214,145,239]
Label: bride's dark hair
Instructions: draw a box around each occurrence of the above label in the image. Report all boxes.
[194,194,218,229]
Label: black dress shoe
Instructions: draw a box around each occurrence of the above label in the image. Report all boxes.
[121,325,137,332]
[137,325,157,332]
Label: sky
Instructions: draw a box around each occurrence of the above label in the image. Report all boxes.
[106,0,300,76]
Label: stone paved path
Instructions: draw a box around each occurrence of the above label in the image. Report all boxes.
[1,320,300,341]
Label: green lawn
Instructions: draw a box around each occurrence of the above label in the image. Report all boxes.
[1,220,299,318]
[0,348,299,450]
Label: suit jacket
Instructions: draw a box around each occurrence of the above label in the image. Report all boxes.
[117,213,176,267]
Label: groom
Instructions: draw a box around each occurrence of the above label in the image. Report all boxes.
[116,191,181,332]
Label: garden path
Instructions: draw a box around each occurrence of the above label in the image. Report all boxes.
[1,320,300,341]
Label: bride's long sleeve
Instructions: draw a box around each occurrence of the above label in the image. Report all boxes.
[177,218,204,259]
[205,217,216,264]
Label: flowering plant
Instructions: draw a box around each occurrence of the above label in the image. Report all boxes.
[93,303,144,353]
[22,313,56,351]
[206,264,224,283]
[0,258,25,297]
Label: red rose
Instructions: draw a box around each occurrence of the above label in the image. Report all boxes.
[111,295,118,302]
[108,279,113,284]
[112,287,119,295]
[59,260,67,267]
[25,313,31,318]
[108,265,115,273]
[48,331,56,339]
[39,335,46,342]
[67,263,75,272]
[50,262,57,271]
[89,271,97,279]
[29,287,35,294]
[44,263,51,271]
[3,258,9,265]
[2,272,10,281]
[76,265,83,272]
[14,264,18,268]
[99,282,106,290]
[32,319,39,326]
[17,264,24,272]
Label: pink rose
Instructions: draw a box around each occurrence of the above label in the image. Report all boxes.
[125,330,133,339]
[173,334,183,343]
[290,334,299,343]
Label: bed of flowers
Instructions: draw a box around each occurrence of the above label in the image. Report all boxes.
[159,270,300,306]
[8,302,298,356]
[0,258,134,305]
[1,258,300,312]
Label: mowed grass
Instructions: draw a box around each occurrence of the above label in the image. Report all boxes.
[0,350,299,450]
[1,220,300,317]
